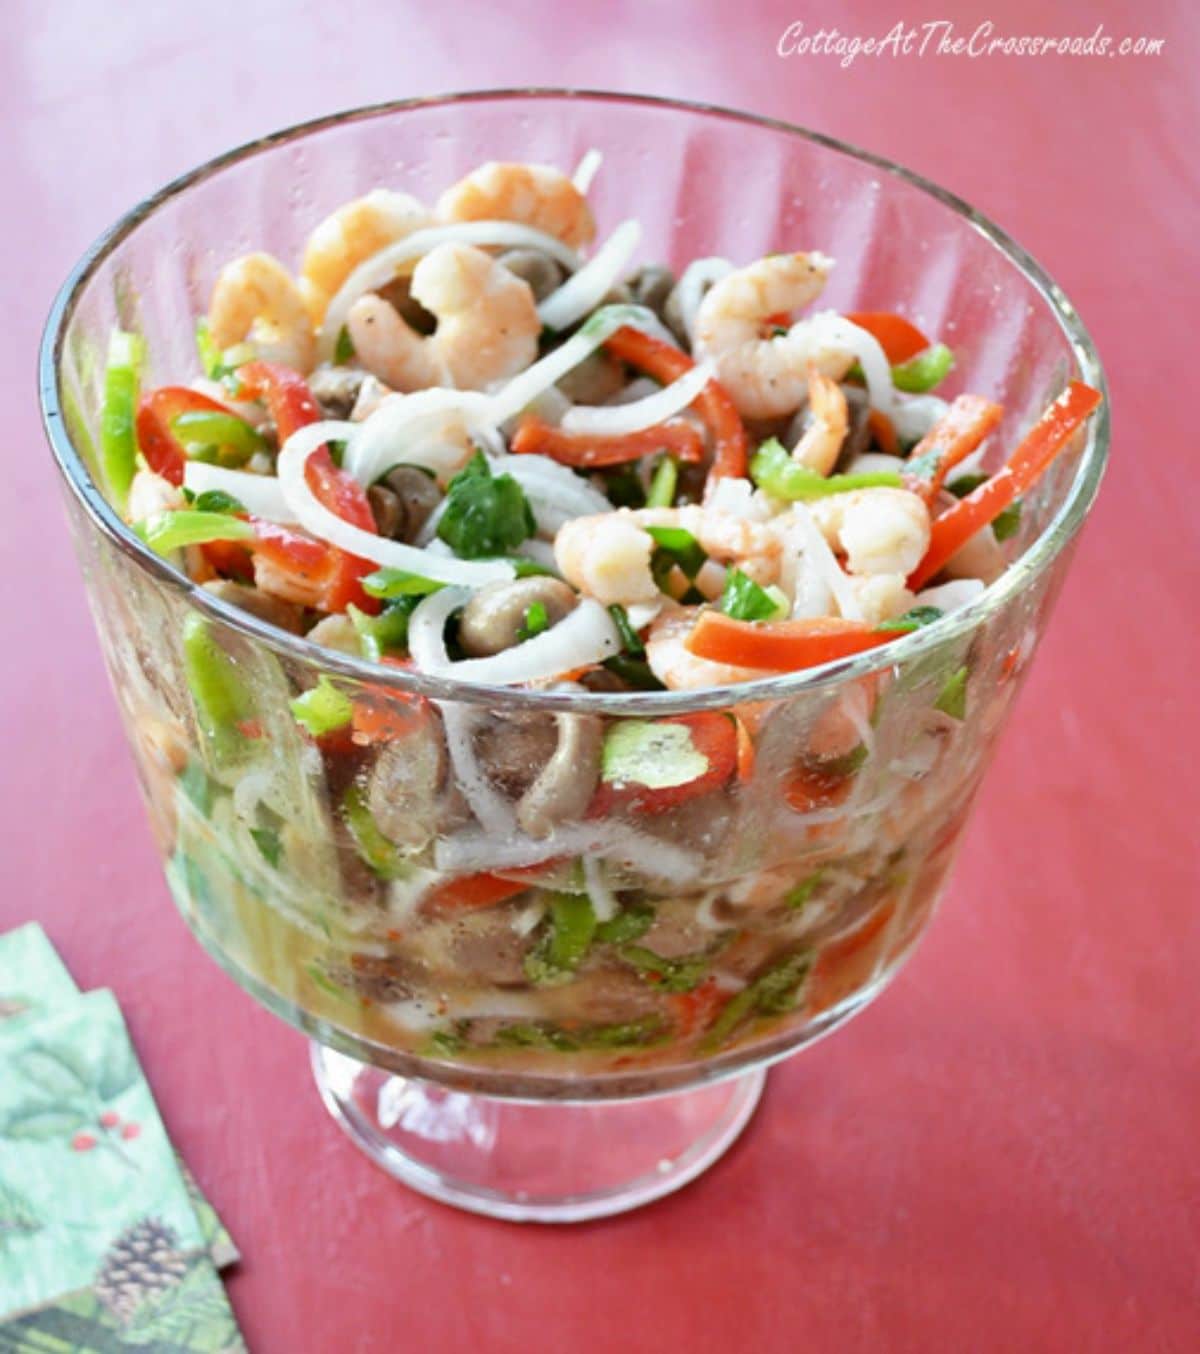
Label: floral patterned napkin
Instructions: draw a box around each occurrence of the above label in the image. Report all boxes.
[0,925,244,1351]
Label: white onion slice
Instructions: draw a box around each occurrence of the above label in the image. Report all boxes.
[676,257,733,342]
[572,148,603,194]
[183,462,294,522]
[435,821,702,882]
[560,360,713,436]
[345,389,495,486]
[407,586,468,669]
[420,600,619,686]
[914,578,986,612]
[515,538,559,571]
[624,601,662,631]
[538,219,641,332]
[785,502,862,621]
[893,394,950,444]
[806,312,896,415]
[318,220,583,361]
[276,427,513,587]
[501,454,612,531]
[582,856,619,923]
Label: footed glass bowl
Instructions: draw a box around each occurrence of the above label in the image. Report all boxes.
[40,91,1107,1221]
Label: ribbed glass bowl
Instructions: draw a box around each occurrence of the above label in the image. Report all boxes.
[40,91,1107,1219]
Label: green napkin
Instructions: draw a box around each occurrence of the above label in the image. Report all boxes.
[0,929,244,1351]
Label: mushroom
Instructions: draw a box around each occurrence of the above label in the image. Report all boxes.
[307,364,367,419]
[201,579,305,633]
[366,721,446,850]
[496,248,566,302]
[516,710,604,838]
[629,263,676,319]
[458,576,578,657]
[367,465,442,542]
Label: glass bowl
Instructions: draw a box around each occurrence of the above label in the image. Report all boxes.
[39,90,1108,1221]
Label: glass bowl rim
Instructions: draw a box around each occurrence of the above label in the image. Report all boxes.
[39,87,1110,716]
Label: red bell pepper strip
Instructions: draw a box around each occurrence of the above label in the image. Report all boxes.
[511,416,705,467]
[867,409,899,456]
[590,712,738,816]
[425,859,561,911]
[844,312,932,364]
[604,326,747,486]
[902,394,1004,504]
[907,381,1103,590]
[685,612,897,672]
[135,387,247,486]
[234,361,379,611]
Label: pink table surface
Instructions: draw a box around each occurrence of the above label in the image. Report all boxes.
[4,1,1198,1349]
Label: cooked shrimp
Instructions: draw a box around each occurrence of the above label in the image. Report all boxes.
[845,573,915,625]
[791,367,848,476]
[693,252,849,419]
[127,469,184,521]
[346,242,539,391]
[645,608,765,691]
[555,506,783,609]
[299,189,430,325]
[207,252,315,374]
[436,161,596,249]
[809,488,930,577]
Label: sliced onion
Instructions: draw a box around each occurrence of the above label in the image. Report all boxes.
[784,502,862,622]
[421,599,619,686]
[183,462,293,521]
[515,538,559,571]
[318,220,583,362]
[893,394,950,444]
[538,219,641,332]
[676,257,733,342]
[582,855,619,923]
[625,601,662,630]
[344,389,495,486]
[704,475,772,522]
[435,821,702,882]
[407,586,469,669]
[803,312,896,415]
[276,428,513,587]
[914,578,986,612]
[561,360,713,436]
[500,453,612,532]
[572,148,603,194]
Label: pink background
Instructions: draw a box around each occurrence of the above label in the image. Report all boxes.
[5,1,1198,1349]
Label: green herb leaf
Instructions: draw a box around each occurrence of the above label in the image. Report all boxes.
[362,568,447,599]
[646,455,679,509]
[334,325,356,365]
[608,603,646,657]
[191,489,246,516]
[249,825,282,868]
[946,472,989,498]
[784,871,825,911]
[720,568,787,622]
[934,665,969,720]
[594,905,655,945]
[437,451,535,558]
[992,499,1022,542]
[892,342,954,393]
[290,676,353,737]
[517,601,549,642]
[876,605,945,634]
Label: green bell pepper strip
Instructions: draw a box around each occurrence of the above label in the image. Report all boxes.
[891,343,954,393]
[290,677,353,738]
[182,613,255,765]
[751,438,903,501]
[524,893,598,985]
[934,665,969,720]
[341,785,403,878]
[99,330,146,513]
[701,952,813,1050]
[646,455,679,509]
[171,410,266,465]
[136,510,254,557]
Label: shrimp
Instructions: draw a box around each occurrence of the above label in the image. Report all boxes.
[645,608,764,691]
[299,190,430,325]
[791,367,848,476]
[809,488,930,577]
[436,162,596,249]
[845,573,915,625]
[346,242,539,392]
[554,506,783,609]
[207,252,316,374]
[693,252,852,419]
